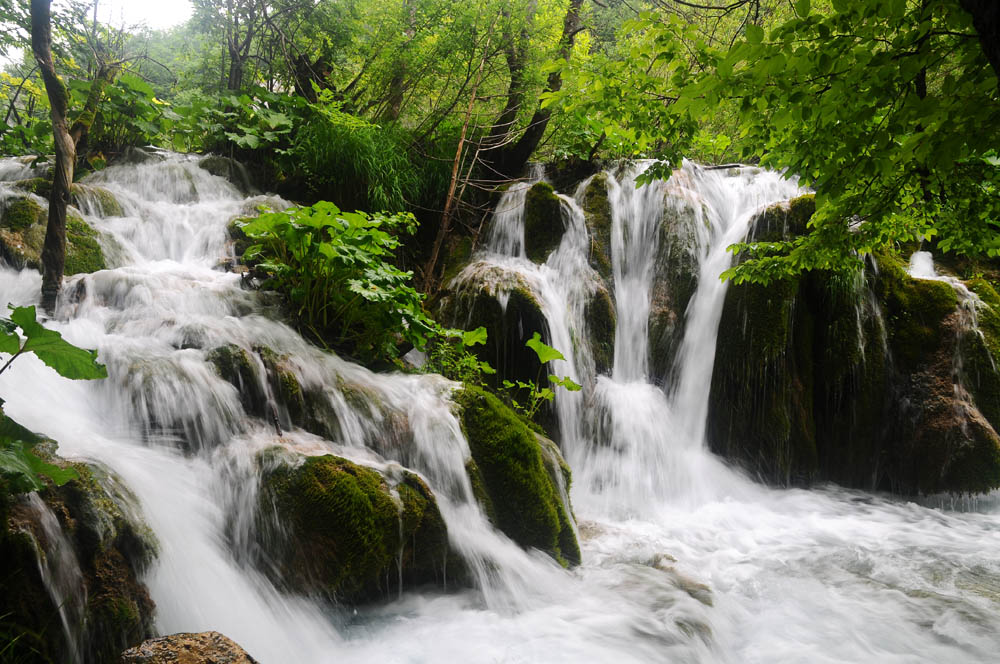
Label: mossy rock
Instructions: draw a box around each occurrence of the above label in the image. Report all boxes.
[1,415,156,663]
[454,386,580,566]
[257,451,451,602]
[584,285,616,376]
[70,184,124,217]
[207,344,267,417]
[581,173,613,281]
[12,177,52,198]
[707,275,818,484]
[523,182,564,264]
[874,253,958,375]
[649,198,703,380]
[1,195,45,230]
[199,155,254,194]
[544,157,600,193]
[748,194,816,242]
[438,267,550,389]
[961,277,1000,431]
[0,197,106,275]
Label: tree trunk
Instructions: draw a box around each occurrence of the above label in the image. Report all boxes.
[30,0,73,314]
[30,0,115,313]
[481,0,584,182]
[959,0,1000,90]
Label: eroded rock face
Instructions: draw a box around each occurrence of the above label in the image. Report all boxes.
[523,182,565,264]
[120,631,259,663]
[255,450,452,603]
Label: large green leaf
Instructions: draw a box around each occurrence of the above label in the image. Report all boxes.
[8,306,107,380]
[526,332,566,364]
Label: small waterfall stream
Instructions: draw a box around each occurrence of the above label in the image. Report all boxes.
[1,154,999,662]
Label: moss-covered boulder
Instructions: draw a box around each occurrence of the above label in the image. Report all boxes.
[256,451,451,602]
[580,173,614,282]
[748,194,816,242]
[0,417,156,663]
[454,386,580,566]
[0,196,106,275]
[12,177,52,198]
[523,182,564,264]
[706,231,1000,494]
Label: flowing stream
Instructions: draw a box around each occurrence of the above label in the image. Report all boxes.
[2,154,999,662]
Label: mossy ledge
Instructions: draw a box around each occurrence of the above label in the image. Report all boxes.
[454,385,580,566]
[256,450,453,603]
[523,181,564,264]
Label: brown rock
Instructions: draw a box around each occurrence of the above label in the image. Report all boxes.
[120,631,259,663]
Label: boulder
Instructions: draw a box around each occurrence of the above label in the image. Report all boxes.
[580,173,614,282]
[523,182,564,264]
[455,386,580,566]
[198,155,255,195]
[120,631,258,663]
[256,450,451,603]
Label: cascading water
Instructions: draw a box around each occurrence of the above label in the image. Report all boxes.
[1,154,998,662]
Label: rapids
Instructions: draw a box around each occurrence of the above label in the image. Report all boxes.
[1,153,998,663]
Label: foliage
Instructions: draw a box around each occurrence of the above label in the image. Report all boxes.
[502,332,581,420]
[424,326,496,385]
[240,202,437,362]
[0,305,106,494]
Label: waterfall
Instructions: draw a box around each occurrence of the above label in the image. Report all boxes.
[2,154,999,663]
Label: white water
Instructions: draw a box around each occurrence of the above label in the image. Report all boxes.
[1,155,999,662]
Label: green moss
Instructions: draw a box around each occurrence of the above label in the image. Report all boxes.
[12,178,52,198]
[750,194,816,241]
[584,286,616,375]
[70,184,124,218]
[454,385,580,566]
[876,253,958,374]
[441,235,473,287]
[207,344,267,416]
[64,214,107,274]
[581,174,613,280]
[707,275,818,484]
[523,182,564,264]
[1,196,45,231]
[260,453,450,601]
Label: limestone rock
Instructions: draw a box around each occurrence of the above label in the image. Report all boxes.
[120,631,259,663]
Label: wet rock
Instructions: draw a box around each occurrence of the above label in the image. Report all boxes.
[580,173,614,282]
[198,155,255,194]
[438,265,550,389]
[256,450,452,602]
[207,344,267,417]
[455,386,580,566]
[120,631,259,663]
[0,196,107,275]
[71,183,125,217]
[585,285,616,376]
[1,416,157,663]
[649,196,703,381]
[523,182,564,264]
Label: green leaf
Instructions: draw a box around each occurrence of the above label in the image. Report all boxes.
[8,306,107,380]
[550,375,582,392]
[745,25,764,45]
[525,332,566,364]
[462,327,488,347]
[794,0,810,17]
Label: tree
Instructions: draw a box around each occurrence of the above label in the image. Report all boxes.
[30,0,117,312]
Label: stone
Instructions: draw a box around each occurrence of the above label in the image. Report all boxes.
[120,631,259,663]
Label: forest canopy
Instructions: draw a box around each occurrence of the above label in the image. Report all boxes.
[2,0,999,286]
